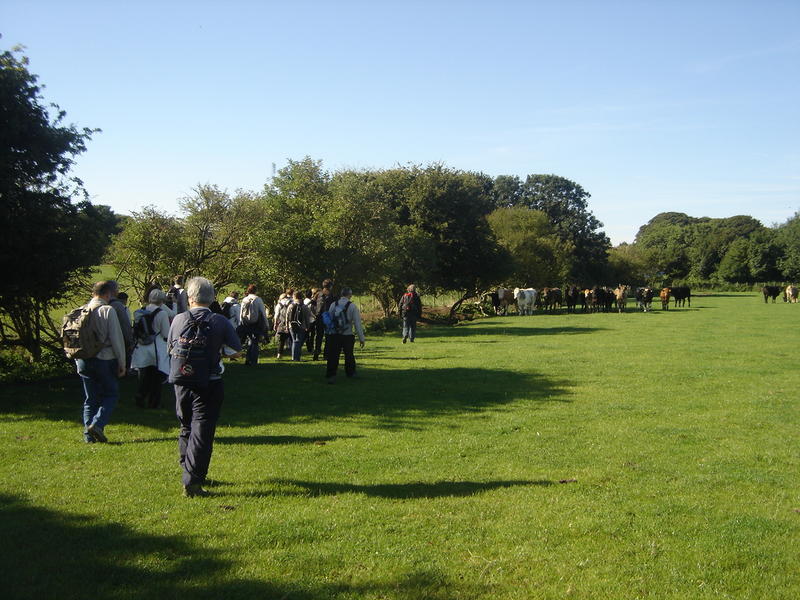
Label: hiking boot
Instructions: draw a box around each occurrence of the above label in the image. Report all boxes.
[183,484,210,498]
[402,337,407,344]
[87,424,107,443]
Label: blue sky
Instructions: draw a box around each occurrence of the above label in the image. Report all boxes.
[3,0,799,243]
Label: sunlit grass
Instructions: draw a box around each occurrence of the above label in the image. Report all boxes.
[1,293,798,599]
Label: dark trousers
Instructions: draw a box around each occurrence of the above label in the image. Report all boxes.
[245,326,262,365]
[312,321,325,358]
[306,322,316,353]
[325,334,356,378]
[276,332,290,356]
[175,380,224,487]
[135,366,165,408]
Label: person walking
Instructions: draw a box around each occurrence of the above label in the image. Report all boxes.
[399,284,423,343]
[167,276,189,315]
[288,290,312,361]
[74,281,127,443]
[108,281,134,367]
[313,279,337,361]
[304,288,317,353]
[273,293,292,359]
[325,287,365,383]
[168,277,242,498]
[239,284,268,366]
[221,290,241,330]
[130,288,171,408]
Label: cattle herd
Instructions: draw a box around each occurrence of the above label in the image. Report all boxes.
[484,285,692,315]
[485,284,799,315]
[762,285,798,303]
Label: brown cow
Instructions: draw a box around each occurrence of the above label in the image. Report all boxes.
[659,287,670,310]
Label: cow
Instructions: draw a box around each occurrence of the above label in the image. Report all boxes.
[659,287,670,310]
[636,287,654,312]
[785,285,799,303]
[762,286,782,303]
[565,286,584,313]
[541,287,562,313]
[486,287,513,315]
[614,285,628,313]
[513,287,538,315]
[671,286,691,308]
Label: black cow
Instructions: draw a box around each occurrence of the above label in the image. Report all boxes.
[671,286,691,308]
[565,286,582,313]
[762,286,781,303]
[636,287,654,312]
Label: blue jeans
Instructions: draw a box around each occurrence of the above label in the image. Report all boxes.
[402,315,417,341]
[290,328,307,361]
[76,357,119,441]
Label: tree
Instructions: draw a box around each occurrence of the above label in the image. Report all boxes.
[0,45,107,360]
[404,165,510,316]
[776,212,800,281]
[511,174,610,281]
[606,243,650,286]
[487,207,572,286]
[106,206,187,302]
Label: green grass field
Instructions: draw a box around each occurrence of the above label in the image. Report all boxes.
[1,293,798,599]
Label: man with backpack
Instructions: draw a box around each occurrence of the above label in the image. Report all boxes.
[399,284,423,343]
[130,288,171,408]
[325,287,365,384]
[313,279,337,361]
[239,284,268,366]
[221,290,241,330]
[168,277,242,498]
[64,280,127,443]
[273,292,292,359]
[288,290,313,361]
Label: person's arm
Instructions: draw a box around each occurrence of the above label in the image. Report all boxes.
[155,308,170,341]
[350,304,365,345]
[105,307,127,375]
[221,319,243,357]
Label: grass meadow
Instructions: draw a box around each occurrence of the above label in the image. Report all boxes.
[1,293,798,599]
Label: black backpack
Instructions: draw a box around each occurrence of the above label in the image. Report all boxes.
[221,301,233,319]
[168,311,215,387]
[133,307,162,346]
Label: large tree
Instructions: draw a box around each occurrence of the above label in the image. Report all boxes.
[487,207,572,287]
[497,174,610,282]
[0,46,110,359]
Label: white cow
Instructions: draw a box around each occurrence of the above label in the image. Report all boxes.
[786,285,798,303]
[513,287,538,315]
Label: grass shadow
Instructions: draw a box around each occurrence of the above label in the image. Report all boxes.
[215,434,364,445]
[419,321,607,338]
[0,493,489,599]
[245,478,554,499]
[0,344,572,432]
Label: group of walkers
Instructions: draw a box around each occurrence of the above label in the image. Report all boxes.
[64,275,423,498]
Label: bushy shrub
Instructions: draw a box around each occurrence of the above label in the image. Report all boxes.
[0,347,73,383]
[365,316,402,334]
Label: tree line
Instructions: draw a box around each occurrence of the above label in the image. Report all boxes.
[107,160,613,321]
[2,43,799,368]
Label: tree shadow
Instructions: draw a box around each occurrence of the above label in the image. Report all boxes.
[0,352,572,432]
[0,493,489,599]
[419,321,606,338]
[242,478,553,499]
[214,434,364,446]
